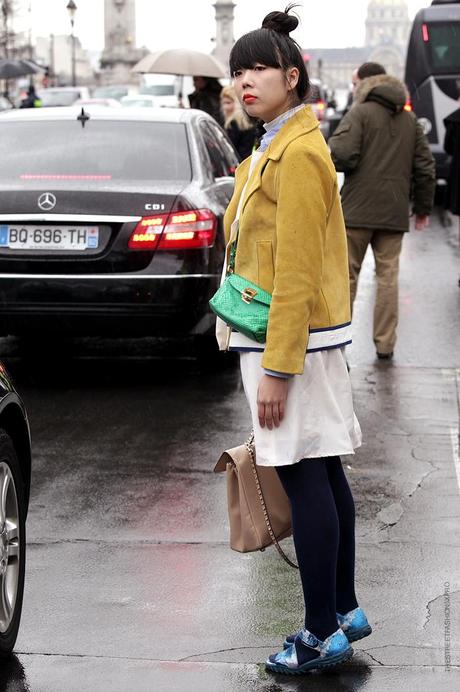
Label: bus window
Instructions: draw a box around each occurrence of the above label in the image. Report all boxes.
[428,23,460,72]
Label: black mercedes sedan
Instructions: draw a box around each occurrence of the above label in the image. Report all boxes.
[0,362,31,657]
[0,107,238,343]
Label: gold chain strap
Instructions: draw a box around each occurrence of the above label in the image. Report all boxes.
[245,432,298,569]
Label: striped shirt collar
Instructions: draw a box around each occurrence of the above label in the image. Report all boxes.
[258,103,305,152]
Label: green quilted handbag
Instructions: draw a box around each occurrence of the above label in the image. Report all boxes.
[209,241,271,343]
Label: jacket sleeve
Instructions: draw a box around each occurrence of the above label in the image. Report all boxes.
[411,119,436,217]
[328,109,363,173]
[261,145,333,375]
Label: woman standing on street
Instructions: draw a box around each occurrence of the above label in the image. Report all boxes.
[217,5,371,675]
[188,76,223,124]
[220,85,257,160]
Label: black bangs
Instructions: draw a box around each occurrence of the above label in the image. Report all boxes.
[229,27,310,100]
[229,29,282,74]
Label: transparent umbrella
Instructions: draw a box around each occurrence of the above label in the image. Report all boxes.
[132,49,227,78]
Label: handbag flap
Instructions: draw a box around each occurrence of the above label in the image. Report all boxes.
[214,444,249,473]
[227,274,271,306]
[214,451,231,473]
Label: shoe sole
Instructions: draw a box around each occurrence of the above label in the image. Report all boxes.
[266,646,354,675]
[283,624,372,649]
[346,624,372,642]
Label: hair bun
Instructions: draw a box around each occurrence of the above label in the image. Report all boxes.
[262,6,299,35]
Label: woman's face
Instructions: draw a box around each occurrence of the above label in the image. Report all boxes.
[221,96,235,119]
[233,63,299,122]
[193,76,206,91]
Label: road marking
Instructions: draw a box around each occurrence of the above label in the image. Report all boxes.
[450,428,460,496]
[448,369,460,496]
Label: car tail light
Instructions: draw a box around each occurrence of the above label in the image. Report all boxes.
[422,23,429,42]
[315,100,326,121]
[128,209,217,251]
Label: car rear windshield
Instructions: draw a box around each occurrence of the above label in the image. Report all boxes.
[0,120,191,183]
[427,22,460,73]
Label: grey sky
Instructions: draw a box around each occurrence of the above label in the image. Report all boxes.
[14,0,429,53]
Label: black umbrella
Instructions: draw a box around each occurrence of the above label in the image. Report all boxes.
[0,58,45,79]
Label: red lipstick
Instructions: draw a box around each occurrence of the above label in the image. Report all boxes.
[243,94,257,103]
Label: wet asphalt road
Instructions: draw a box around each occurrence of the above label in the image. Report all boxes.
[0,213,459,691]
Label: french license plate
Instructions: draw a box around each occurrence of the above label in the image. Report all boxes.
[0,225,99,251]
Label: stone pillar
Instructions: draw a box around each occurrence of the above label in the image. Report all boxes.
[212,0,236,72]
[100,0,144,85]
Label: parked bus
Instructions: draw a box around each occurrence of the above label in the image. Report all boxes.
[405,0,460,180]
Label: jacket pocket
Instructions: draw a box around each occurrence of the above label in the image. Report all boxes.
[256,240,274,293]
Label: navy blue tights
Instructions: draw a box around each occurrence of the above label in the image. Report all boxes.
[276,456,358,642]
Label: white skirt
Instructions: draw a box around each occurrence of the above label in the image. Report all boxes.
[239,347,362,466]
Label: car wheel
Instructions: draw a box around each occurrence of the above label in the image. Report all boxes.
[0,431,26,658]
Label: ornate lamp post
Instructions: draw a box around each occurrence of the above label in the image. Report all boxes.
[1,1,13,100]
[66,0,77,86]
[1,0,12,58]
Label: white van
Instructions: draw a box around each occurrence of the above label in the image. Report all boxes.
[140,74,195,108]
[39,87,91,107]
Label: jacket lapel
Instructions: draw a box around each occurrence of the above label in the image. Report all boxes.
[224,159,249,242]
[240,151,269,215]
[266,105,319,161]
[225,106,319,234]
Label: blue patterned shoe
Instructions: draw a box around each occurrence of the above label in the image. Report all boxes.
[337,607,372,642]
[283,607,371,649]
[266,628,353,675]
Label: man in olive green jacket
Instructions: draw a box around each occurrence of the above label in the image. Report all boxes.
[329,67,436,359]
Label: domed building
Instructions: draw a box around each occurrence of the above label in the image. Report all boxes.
[365,0,411,76]
[297,0,412,89]
[366,0,411,46]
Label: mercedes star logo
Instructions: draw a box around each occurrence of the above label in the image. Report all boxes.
[38,192,57,211]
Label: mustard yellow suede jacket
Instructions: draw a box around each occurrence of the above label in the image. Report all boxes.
[223,105,351,375]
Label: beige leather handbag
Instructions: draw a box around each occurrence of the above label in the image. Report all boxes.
[214,433,298,568]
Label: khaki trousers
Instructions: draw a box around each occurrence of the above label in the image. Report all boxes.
[347,228,404,355]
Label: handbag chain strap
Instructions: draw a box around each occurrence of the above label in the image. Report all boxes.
[245,432,298,569]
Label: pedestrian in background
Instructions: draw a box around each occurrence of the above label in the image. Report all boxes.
[220,85,257,160]
[188,76,223,124]
[19,84,42,108]
[218,4,370,675]
[334,63,387,133]
[329,62,436,360]
[345,63,386,114]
